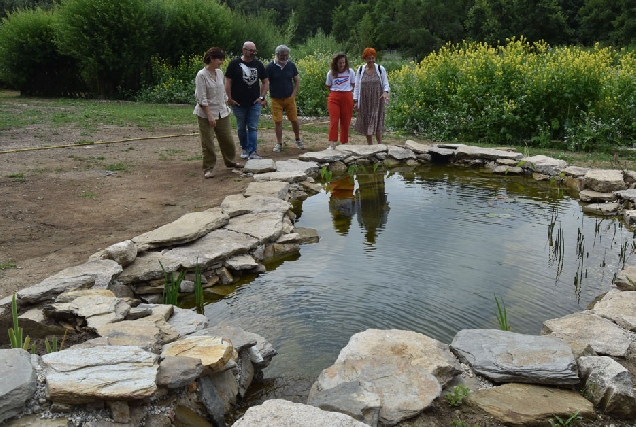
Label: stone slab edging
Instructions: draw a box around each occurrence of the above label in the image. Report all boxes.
[1,142,636,426]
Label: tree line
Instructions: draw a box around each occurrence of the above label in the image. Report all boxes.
[0,0,634,98]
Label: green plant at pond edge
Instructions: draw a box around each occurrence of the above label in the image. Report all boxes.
[8,294,35,353]
[45,329,67,353]
[320,165,333,183]
[159,261,185,306]
[347,164,367,177]
[446,384,472,407]
[494,294,511,331]
[194,261,204,314]
[548,411,582,426]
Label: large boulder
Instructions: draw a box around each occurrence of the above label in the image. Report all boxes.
[0,349,37,424]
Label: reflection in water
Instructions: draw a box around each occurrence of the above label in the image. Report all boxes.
[328,177,355,235]
[328,173,390,246]
[355,173,390,246]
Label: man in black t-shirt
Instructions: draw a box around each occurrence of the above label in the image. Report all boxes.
[225,41,269,160]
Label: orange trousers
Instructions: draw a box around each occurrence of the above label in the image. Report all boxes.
[328,91,354,143]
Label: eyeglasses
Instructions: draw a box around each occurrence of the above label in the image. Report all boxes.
[244,48,257,54]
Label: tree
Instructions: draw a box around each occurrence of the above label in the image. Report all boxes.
[0,8,84,94]
[148,0,235,66]
[374,0,468,58]
[578,0,621,44]
[55,0,152,97]
[466,0,571,46]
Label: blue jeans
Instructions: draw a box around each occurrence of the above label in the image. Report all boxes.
[232,103,261,155]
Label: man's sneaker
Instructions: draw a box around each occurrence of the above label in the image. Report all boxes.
[248,153,262,160]
[295,139,305,150]
[240,150,248,159]
[326,144,335,150]
[273,143,282,152]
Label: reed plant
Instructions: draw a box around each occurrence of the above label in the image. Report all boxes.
[8,294,35,353]
[494,294,511,331]
[159,261,185,306]
[194,262,204,314]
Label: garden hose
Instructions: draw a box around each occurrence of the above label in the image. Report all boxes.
[0,119,331,155]
[0,132,199,154]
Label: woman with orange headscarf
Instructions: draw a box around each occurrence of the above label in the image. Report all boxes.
[353,48,390,145]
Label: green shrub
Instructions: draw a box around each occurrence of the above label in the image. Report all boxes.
[148,0,235,67]
[0,8,84,95]
[55,0,153,97]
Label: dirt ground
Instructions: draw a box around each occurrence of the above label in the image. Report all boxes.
[2,120,636,427]
[0,119,340,299]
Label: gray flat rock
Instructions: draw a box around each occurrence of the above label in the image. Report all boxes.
[275,158,320,176]
[117,252,181,285]
[221,194,291,218]
[615,188,636,203]
[592,290,636,331]
[225,212,284,244]
[163,229,259,269]
[132,208,229,251]
[520,155,567,175]
[244,181,290,199]
[404,140,433,153]
[456,146,523,161]
[243,158,276,173]
[252,171,307,182]
[542,311,634,357]
[581,202,620,215]
[584,169,627,192]
[0,349,37,424]
[450,329,579,385]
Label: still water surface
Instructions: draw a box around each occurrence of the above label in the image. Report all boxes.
[205,164,634,378]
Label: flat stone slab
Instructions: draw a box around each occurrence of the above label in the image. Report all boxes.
[581,202,620,215]
[117,252,181,285]
[404,140,433,154]
[19,259,122,303]
[233,399,368,427]
[450,329,579,385]
[252,171,307,182]
[163,229,259,269]
[592,290,636,331]
[243,158,276,173]
[456,146,523,161]
[615,188,636,203]
[584,169,626,192]
[468,383,594,426]
[244,181,290,199]
[274,158,320,176]
[221,194,291,218]
[521,155,567,175]
[542,311,635,357]
[162,336,233,372]
[579,190,616,202]
[387,145,416,160]
[335,144,388,157]
[299,150,349,162]
[42,346,158,404]
[224,212,284,244]
[132,208,229,251]
[562,165,590,177]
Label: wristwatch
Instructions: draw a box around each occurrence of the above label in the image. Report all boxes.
[259,96,265,101]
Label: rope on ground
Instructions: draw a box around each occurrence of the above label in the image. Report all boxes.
[0,119,330,155]
[0,132,199,154]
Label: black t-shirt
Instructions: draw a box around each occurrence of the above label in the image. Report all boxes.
[265,61,298,99]
[225,57,267,106]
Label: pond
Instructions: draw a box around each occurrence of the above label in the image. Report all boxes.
[205,164,634,379]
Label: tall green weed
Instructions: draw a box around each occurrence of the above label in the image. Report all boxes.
[388,39,636,150]
[137,55,200,104]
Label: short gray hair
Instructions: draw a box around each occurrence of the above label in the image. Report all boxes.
[275,45,290,56]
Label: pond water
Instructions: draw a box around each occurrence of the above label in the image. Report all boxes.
[205,164,634,379]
